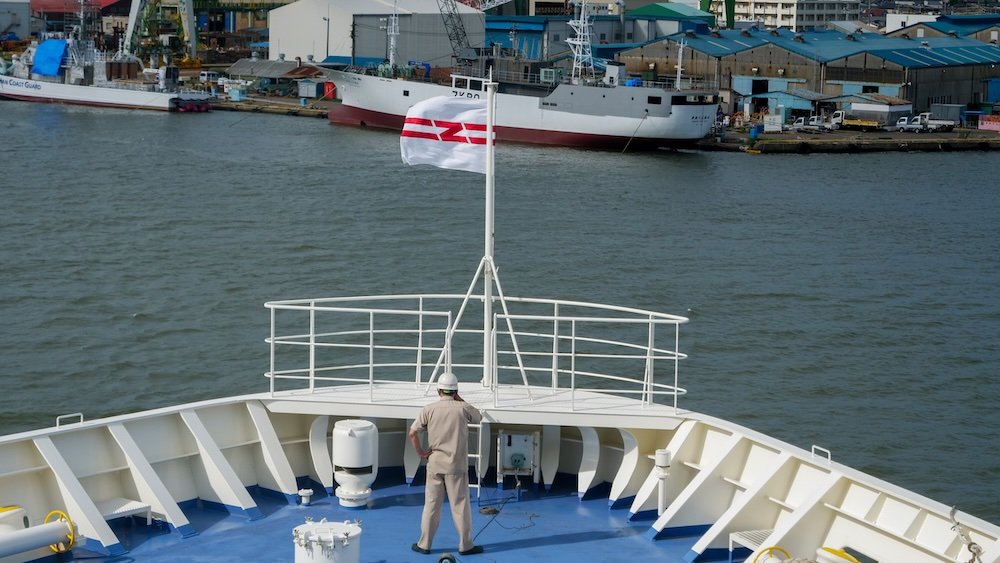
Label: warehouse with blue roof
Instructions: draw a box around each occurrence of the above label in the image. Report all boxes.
[887,14,1000,44]
[617,26,1000,115]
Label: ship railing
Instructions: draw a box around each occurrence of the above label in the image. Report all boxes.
[264,294,688,412]
[643,77,719,92]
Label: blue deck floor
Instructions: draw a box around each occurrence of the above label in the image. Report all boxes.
[67,473,710,562]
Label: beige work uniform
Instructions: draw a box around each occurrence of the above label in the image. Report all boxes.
[411,395,483,552]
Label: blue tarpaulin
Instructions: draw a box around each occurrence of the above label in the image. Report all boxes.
[31,39,67,76]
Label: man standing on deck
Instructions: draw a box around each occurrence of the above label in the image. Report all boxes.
[409,372,484,556]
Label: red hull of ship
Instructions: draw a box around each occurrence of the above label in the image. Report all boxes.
[328,103,691,151]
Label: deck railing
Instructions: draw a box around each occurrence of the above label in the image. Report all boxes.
[264,295,688,411]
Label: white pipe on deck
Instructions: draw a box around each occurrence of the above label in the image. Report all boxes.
[655,448,671,515]
[0,520,74,558]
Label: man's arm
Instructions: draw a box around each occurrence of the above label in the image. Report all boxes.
[409,428,430,459]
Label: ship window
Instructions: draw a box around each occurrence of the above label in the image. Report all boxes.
[647,96,662,105]
[403,90,409,96]
[552,34,560,42]
[672,95,714,105]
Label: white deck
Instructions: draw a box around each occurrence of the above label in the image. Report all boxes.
[264,382,688,431]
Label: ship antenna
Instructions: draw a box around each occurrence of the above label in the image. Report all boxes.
[380,1,399,69]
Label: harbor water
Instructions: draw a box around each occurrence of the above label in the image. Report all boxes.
[1,101,998,525]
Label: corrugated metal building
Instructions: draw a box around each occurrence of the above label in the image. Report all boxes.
[618,27,1000,112]
[482,9,714,64]
[887,14,1000,44]
[268,0,483,66]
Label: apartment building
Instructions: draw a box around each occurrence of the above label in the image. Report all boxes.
[706,0,861,30]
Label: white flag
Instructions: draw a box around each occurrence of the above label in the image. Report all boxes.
[400,96,489,175]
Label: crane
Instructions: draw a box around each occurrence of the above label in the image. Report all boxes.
[436,0,514,69]
[123,0,197,62]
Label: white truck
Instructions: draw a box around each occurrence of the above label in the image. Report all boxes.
[790,115,833,131]
[830,110,883,131]
[898,112,956,133]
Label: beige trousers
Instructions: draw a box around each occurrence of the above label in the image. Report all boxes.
[417,472,474,552]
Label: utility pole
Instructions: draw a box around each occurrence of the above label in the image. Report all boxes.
[322,16,329,59]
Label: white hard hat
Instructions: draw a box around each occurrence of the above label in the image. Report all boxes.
[438,372,458,392]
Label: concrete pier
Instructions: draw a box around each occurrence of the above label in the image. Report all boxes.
[698,128,1000,154]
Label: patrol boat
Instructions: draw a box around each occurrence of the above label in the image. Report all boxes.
[0,0,211,112]
[0,89,998,563]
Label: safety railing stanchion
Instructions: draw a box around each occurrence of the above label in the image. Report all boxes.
[551,302,559,391]
[369,311,375,403]
[269,306,275,396]
[309,301,316,393]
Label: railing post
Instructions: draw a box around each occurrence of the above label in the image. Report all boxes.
[570,319,577,412]
[674,323,680,413]
[309,301,316,393]
[369,311,375,403]
[644,316,655,406]
[415,297,424,384]
[269,306,276,396]
[446,311,453,374]
[491,325,498,408]
[551,302,559,390]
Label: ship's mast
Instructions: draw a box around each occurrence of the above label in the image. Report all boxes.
[674,39,686,91]
[380,1,399,68]
[567,0,595,84]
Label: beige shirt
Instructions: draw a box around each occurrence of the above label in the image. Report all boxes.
[411,395,483,475]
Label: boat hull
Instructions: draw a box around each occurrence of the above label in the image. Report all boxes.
[0,75,212,112]
[327,71,717,150]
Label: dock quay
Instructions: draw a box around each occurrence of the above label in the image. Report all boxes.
[698,128,1000,154]
[211,97,330,118]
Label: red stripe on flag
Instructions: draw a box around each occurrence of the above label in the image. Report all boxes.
[401,130,441,140]
[401,117,488,144]
[402,116,443,140]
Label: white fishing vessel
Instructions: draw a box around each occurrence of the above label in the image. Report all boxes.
[0,0,211,112]
[0,85,997,563]
[328,2,716,150]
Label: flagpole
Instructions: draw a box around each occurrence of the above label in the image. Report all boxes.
[483,74,497,389]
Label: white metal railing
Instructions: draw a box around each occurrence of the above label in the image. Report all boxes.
[264,294,688,411]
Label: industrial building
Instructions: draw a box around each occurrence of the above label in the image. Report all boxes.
[887,13,1000,43]
[618,27,1000,114]
[484,7,714,62]
[267,0,484,66]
